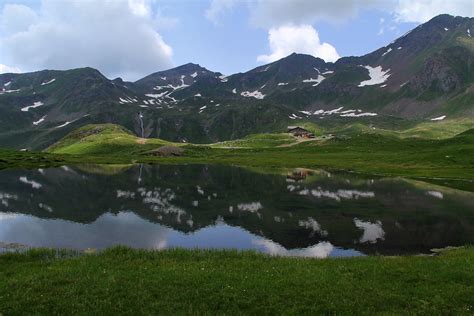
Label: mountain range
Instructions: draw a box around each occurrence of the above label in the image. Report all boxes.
[0,14,473,150]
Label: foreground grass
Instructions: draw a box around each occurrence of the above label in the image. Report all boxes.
[0,247,473,314]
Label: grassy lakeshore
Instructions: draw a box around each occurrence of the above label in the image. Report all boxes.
[0,124,473,190]
[0,247,473,314]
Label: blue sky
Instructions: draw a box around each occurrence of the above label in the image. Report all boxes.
[0,0,472,79]
[160,6,415,74]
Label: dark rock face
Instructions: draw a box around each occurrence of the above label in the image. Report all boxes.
[412,58,460,93]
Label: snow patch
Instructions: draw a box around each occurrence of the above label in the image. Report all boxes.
[118,96,138,104]
[237,202,263,212]
[0,89,20,94]
[341,109,356,114]
[194,93,202,97]
[358,65,390,87]
[444,27,449,31]
[324,107,344,115]
[241,90,265,99]
[467,29,471,37]
[299,218,327,236]
[145,92,168,99]
[232,88,237,94]
[298,188,375,201]
[21,101,44,112]
[19,176,42,189]
[33,115,47,126]
[381,47,392,57]
[219,75,228,82]
[302,75,325,86]
[277,82,289,86]
[3,81,11,87]
[322,70,334,75]
[354,218,385,244]
[400,81,409,88]
[430,115,446,121]
[426,191,443,199]
[190,72,198,78]
[41,78,56,86]
[55,121,72,128]
[289,113,303,120]
[54,114,88,129]
[397,46,402,50]
[340,112,377,117]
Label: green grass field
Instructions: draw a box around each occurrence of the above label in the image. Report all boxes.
[41,123,474,184]
[0,123,473,190]
[1,247,473,314]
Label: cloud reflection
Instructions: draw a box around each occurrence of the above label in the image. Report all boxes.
[253,239,334,258]
[354,218,385,244]
[0,212,170,250]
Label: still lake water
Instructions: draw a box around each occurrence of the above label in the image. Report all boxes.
[1,164,473,257]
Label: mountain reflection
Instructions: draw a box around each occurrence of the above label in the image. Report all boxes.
[0,164,473,256]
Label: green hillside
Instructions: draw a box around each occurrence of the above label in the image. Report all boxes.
[48,124,175,155]
[39,123,474,186]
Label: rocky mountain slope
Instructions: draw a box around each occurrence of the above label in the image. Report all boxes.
[0,14,472,149]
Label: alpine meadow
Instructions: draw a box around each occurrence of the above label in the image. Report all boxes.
[0,1,473,314]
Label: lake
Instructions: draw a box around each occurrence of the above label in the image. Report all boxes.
[0,164,473,257]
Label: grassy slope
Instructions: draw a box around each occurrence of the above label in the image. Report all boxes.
[0,123,471,188]
[44,124,474,181]
[47,123,174,155]
[211,133,297,148]
[0,247,473,314]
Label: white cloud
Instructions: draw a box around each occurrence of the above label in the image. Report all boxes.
[206,0,472,27]
[205,0,239,24]
[257,24,340,63]
[0,64,21,74]
[394,0,474,23]
[0,0,174,80]
[0,4,39,34]
[250,0,378,27]
[128,0,150,17]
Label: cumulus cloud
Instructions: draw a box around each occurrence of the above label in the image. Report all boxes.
[0,64,21,74]
[0,0,174,80]
[207,0,473,27]
[394,0,474,23]
[257,24,340,63]
[249,0,383,28]
[205,0,239,24]
[0,4,39,33]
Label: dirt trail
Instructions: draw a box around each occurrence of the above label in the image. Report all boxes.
[278,138,318,147]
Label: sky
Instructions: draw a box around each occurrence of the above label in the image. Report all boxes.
[0,0,473,81]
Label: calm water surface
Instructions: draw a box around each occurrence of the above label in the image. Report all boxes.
[1,164,473,257]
